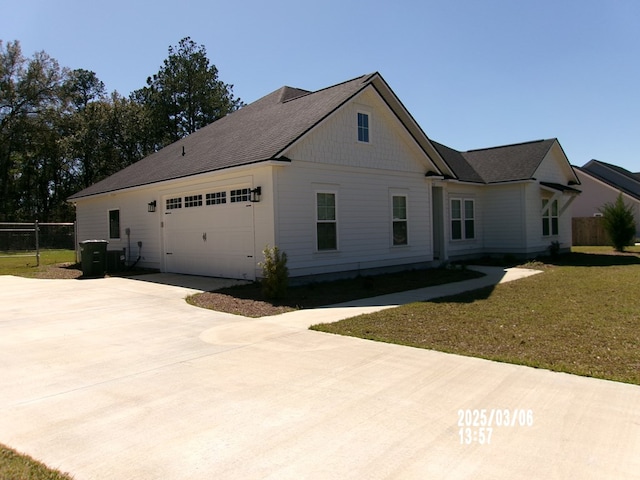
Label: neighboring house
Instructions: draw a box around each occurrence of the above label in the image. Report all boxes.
[68,72,580,281]
[573,160,640,238]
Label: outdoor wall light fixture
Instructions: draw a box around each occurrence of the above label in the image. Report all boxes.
[250,186,262,203]
[147,200,157,212]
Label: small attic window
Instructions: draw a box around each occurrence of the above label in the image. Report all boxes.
[357,112,369,143]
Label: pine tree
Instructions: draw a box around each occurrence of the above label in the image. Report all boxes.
[600,193,636,251]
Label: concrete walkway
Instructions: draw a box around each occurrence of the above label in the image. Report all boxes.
[1,267,639,479]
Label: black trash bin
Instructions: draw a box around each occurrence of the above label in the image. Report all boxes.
[79,240,109,277]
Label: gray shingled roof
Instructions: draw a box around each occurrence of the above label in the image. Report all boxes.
[430,141,483,182]
[433,139,557,184]
[578,160,640,201]
[69,74,377,199]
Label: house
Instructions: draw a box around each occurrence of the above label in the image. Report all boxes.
[572,160,640,239]
[68,72,580,281]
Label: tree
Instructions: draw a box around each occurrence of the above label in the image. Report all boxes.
[134,37,243,148]
[0,40,66,221]
[600,193,636,251]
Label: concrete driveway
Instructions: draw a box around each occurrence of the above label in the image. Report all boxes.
[1,271,639,479]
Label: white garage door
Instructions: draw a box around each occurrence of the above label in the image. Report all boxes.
[163,187,256,280]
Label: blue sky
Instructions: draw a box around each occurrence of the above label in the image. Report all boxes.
[3,0,639,172]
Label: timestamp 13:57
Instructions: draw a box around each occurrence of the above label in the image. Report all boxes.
[459,427,493,445]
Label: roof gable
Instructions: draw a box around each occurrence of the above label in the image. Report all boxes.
[462,139,556,183]
[432,139,567,184]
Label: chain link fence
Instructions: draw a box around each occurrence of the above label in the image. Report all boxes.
[0,222,76,265]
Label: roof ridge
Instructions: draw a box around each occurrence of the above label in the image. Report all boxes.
[281,73,374,104]
[465,138,552,153]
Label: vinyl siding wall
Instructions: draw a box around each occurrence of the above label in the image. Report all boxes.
[74,164,275,276]
[278,87,434,278]
[525,150,576,253]
[74,185,162,269]
[481,183,527,253]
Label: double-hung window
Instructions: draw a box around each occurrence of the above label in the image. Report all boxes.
[451,198,475,240]
[316,192,337,250]
[357,112,369,143]
[392,195,408,245]
[542,199,559,236]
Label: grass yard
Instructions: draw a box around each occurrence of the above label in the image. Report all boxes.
[0,250,77,277]
[0,443,74,480]
[312,247,640,385]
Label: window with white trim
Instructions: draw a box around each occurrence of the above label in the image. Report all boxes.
[184,194,203,208]
[230,188,250,203]
[108,209,120,239]
[357,112,369,143]
[392,195,408,246]
[451,198,475,240]
[166,197,182,210]
[542,198,559,236]
[206,191,226,205]
[316,192,337,250]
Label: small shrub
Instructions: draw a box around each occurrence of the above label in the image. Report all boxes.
[548,241,561,258]
[600,194,636,252]
[259,245,289,300]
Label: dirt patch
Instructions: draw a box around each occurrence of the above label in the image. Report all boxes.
[32,263,83,279]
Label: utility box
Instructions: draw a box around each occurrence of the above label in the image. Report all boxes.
[79,240,109,277]
[106,249,125,273]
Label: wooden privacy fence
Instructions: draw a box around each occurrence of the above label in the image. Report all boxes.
[572,217,610,246]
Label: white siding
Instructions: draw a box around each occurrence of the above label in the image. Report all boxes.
[526,148,576,252]
[74,165,276,278]
[287,87,433,174]
[275,86,436,278]
[274,161,433,277]
[481,184,527,253]
[75,185,162,269]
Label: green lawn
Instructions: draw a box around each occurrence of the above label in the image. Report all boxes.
[312,247,640,385]
[0,250,76,277]
[0,444,74,480]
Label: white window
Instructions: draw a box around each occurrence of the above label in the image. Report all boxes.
[357,112,369,143]
[542,199,559,236]
[184,194,202,208]
[451,198,475,240]
[316,192,337,250]
[108,209,120,239]
[392,195,408,246]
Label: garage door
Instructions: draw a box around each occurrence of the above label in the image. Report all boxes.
[163,187,256,280]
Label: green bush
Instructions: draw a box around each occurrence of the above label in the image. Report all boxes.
[600,193,636,252]
[259,245,289,300]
